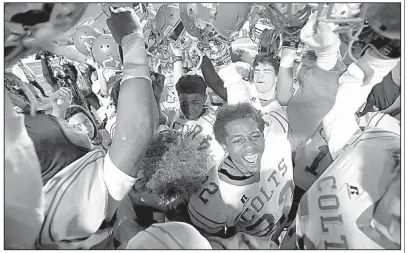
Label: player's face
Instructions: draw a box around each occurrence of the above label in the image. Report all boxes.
[68,112,95,139]
[223,117,265,174]
[297,57,315,84]
[57,117,94,150]
[178,93,207,120]
[253,63,277,93]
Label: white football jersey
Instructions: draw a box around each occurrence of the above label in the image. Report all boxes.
[36,150,137,249]
[296,128,400,249]
[188,109,294,242]
[169,106,225,169]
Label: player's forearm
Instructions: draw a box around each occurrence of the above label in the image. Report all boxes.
[277,48,297,106]
[287,58,346,150]
[201,56,227,101]
[109,34,158,178]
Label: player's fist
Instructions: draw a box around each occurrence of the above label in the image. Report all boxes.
[50,87,72,111]
[106,7,143,45]
[300,11,340,51]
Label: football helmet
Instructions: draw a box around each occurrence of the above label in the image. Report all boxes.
[155,4,184,44]
[91,34,122,70]
[179,3,251,44]
[249,5,282,48]
[365,3,400,40]
[315,3,400,60]
[73,25,102,56]
[149,4,187,58]
[264,3,312,35]
[5,3,88,67]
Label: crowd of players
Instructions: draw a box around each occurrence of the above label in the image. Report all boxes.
[5,3,401,250]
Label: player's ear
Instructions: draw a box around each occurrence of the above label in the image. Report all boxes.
[202,93,208,103]
[221,143,228,152]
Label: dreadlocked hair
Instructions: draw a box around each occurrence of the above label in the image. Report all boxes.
[140,130,209,212]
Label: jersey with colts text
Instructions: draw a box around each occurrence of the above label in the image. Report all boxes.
[296,128,400,249]
[188,108,294,242]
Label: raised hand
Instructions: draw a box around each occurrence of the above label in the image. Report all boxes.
[300,11,340,51]
[106,7,143,45]
[50,87,72,112]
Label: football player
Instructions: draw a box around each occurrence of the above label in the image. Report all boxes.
[296,3,401,248]
[296,127,401,249]
[7,6,159,249]
[161,41,226,169]
[188,11,348,248]
[4,3,88,249]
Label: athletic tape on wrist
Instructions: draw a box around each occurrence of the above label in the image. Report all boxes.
[120,33,151,85]
[314,40,341,71]
[280,49,297,68]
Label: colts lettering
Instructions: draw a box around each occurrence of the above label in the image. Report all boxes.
[317,176,349,249]
[239,159,294,238]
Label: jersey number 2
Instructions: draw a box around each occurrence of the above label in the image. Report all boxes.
[198,182,219,204]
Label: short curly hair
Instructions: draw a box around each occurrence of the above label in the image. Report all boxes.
[176,74,207,95]
[213,103,266,146]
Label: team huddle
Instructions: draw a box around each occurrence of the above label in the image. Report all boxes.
[4,2,401,250]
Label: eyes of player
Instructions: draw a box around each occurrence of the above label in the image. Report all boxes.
[250,133,261,139]
[233,138,243,144]
[231,133,261,144]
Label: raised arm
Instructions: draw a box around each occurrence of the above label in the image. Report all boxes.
[287,12,346,151]
[276,48,297,106]
[200,55,228,102]
[106,8,158,177]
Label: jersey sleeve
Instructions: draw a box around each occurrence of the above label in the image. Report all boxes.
[188,174,234,235]
[322,52,400,158]
[359,112,400,135]
[38,150,138,249]
[287,59,346,151]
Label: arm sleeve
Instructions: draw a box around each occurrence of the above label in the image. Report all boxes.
[200,56,228,102]
[287,58,346,151]
[321,50,400,158]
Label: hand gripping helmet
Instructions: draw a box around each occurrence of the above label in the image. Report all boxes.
[99,3,149,20]
[91,34,122,70]
[74,25,102,56]
[5,3,88,67]
[179,3,251,44]
[248,4,282,54]
[155,4,184,44]
[315,3,400,60]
